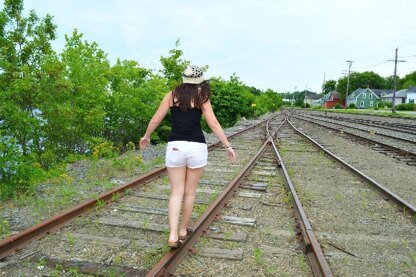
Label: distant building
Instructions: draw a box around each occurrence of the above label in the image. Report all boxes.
[322,91,344,108]
[304,93,321,106]
[381,89,408,105]
[283,98,295,104]
[406,87,416,103]
[347,88,387,108]
[371,89,394,98]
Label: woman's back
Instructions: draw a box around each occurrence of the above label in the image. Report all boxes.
[168,105,205,143]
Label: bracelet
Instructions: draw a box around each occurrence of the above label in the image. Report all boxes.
[225,145,232,149]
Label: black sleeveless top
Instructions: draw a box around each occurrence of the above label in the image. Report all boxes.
[168,104,206,143]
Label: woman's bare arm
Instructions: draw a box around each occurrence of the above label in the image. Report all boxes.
[201,100,236,163]
[140,92,172,149]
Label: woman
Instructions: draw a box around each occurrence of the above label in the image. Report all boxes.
[140,65,237,248]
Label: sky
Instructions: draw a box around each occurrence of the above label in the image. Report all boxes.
[6,0,416,93]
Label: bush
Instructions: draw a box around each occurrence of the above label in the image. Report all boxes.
[384,102,392,108]
[334,104,343,109]
[348,103,356,109]
[152,124,171,144]
[304,103,310,108]
[0,133,44,199]
[395,103,415,111]
[377,101,392,108]
[89,137,117,159]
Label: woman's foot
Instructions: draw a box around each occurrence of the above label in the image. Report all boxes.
[178,227,193,240]
[167,239,183,249]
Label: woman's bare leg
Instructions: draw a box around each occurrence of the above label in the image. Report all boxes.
[179,166,205,237]
[167,166,187,243]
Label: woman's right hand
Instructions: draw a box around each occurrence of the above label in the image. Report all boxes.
[226,147,237,164]
[140,136,150,150]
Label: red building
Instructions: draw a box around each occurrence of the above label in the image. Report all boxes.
[322,92,345,108]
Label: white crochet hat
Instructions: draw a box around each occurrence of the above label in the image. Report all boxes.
[182,65,205,84]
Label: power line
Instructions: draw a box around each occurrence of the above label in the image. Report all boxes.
[397,68,416,75]
[357,59,392,69]
[398,54,416,58]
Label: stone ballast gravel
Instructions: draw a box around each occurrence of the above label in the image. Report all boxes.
[277,124,416,277]
[175,148,312,277]
[290,116,416,208]
[295,111,416,155]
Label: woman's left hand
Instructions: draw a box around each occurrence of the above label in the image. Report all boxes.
[140,136,150,149]
[226,147,237,164]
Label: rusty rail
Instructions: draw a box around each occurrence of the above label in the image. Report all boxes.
[270,137,333,277]
[268,116,333,276]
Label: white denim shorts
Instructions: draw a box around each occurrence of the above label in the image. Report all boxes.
[165,141,208,169]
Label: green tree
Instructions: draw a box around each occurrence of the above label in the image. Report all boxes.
[0,0,57,158]
[399,71,416,89]
[245,85,262,96]
[255,89,283,115]
[56,29,110,154]
[323,80,336,94]
[384,75,396,90]
[208,74,254,128]
[105,59,169,148]
[159,39,190,90]
[337,71,385,99]
[0,131,42,199]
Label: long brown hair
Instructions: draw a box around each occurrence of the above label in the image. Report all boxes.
[172,80,211,112]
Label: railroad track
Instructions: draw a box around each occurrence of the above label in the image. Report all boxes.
[296,111,416,144]
[289,115,416,208]
[301,110,416,135]
[1,112,328,277]
[322,114,416,135]
[292,112,416,166]
[276,119,416,276]
[2,111,415,276]
[0,115,274,276]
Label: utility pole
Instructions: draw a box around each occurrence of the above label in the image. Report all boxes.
[389,48,405,113]
[322,72,326,93]
[292,86,297,106]
[345,60,354,109]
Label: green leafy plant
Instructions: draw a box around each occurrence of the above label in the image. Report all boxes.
[143,247,168,269]
[111,192,121,202]
[113,254,123,265]
[194,204,207,217]
[124,188,133,196]
[95,199,106,211]
[91,139,117,159]
[142,217,150,229]
[254,247,264,265]
[66,232,76,246]
[299,253,309,272]
[0,220,11,238]
[265,266,278,276]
